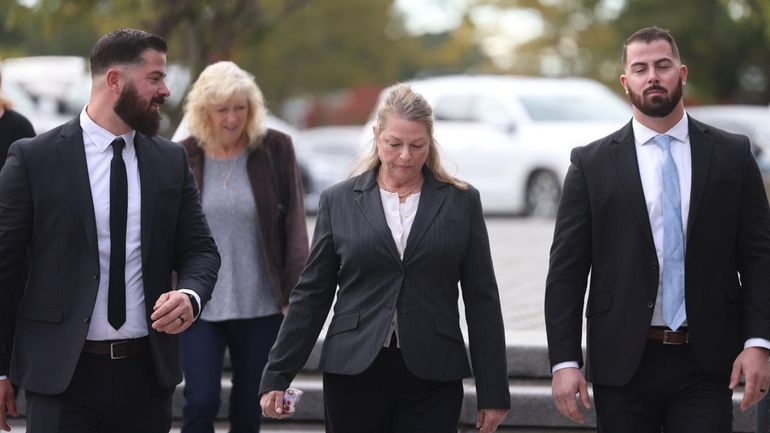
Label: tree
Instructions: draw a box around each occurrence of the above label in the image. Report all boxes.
[2,0,490,129]
[470,0,770,104]
[1,0,314,133]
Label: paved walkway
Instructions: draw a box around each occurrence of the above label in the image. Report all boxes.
[485,217,555,336]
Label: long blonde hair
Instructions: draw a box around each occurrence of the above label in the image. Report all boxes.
[0,71,12,111]
[184,61,266,150]
[351,83,467,190]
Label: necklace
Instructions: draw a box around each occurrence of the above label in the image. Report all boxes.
[379,174,422,199]
[210,153,240,188]
[221,158,237,188]
[210,140,247,188]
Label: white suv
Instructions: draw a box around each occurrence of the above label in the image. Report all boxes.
[363,75,631,216]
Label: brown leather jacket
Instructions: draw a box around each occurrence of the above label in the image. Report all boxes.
[181,129,309,306]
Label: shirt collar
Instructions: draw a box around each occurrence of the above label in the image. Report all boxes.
[79,106,136,153]
[633,111,689,146]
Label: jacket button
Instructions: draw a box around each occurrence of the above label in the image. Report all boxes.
[650,262,658,270]
[93,274,99,280]
[84,316,91,323]
[399,306,408,314]
[646,300,654,309]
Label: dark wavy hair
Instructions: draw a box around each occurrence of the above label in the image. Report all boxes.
[622,26,680,65]
[90,28,167,76]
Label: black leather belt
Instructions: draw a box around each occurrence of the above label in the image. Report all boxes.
[648,327,688,345]
[82,337,149,359]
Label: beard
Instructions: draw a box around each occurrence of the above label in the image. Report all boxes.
[114,81,164,136]
[627,77,683,118]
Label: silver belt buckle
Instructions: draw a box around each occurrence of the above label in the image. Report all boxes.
[110,341,129,359]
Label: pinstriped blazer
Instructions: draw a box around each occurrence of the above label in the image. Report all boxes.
[260,168,510,409]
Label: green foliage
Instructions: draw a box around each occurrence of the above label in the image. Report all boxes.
[3,0,768,128]
[482,0,770,104]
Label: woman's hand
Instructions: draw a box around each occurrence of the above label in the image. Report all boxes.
[260,390,290,419]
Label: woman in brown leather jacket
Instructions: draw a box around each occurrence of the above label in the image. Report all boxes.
[178,61,308,433]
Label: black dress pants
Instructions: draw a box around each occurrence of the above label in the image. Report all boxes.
[592,340,732,433]
[322,346,464,433]
[25,351,174,433]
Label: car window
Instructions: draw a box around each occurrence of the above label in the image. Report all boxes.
[434,95,474,121]
[2,81,36,117]
[519,92,630,122]
[474,96,510,126]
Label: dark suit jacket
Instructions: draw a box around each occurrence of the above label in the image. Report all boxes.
[181,129,309,307]
[260,168,510,409]
[545,117,770,386]
[0,118,220,394]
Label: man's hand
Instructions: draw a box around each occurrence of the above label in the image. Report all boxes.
[260,390,290,419]
[0,379,18,431]
[476,408,508,433]
[730,346,770,411]
[551,367,591,424]
[150,291,193,334]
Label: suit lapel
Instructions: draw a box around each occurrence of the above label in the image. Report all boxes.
[57,119,99,254]
[134,134,157,263]
[686,118,713,241]
[402,170,447,262]
[353,170,402,263]
[609,122,656,249]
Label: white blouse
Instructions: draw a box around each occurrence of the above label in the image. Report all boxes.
[379,188,421,348]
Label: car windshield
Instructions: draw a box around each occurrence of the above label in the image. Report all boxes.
[519,92,630,123]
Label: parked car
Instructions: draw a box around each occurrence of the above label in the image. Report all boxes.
[362,75,631,216]
[687,105,770,152]
[687,104,770,172]
[1,79,71,134]
[295,125,362,209]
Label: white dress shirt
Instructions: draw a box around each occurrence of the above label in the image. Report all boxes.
[379,188,420,348]
[633,114,692,327]
[80,108,148,340]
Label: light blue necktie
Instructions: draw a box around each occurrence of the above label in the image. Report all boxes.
[655,134,686,331]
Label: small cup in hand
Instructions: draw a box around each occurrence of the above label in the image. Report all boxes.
[282,387,304,415]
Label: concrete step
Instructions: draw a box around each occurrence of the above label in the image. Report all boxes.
[221,333,554,379]
[9,338,760,432]
[13,377,756,432]
[4,417,606,433]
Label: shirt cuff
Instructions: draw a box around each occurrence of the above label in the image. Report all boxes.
[177,289,201,320]
[0,375,7,381]
[552,361,580,374]
[744,338,770,351]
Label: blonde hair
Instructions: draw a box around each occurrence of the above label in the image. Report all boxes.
[352,83,467,190]
[184,61,266,149]
[0,71,12,111]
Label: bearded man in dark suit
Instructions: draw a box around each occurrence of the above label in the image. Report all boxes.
[545,26,770,433]
[0,28,220,433]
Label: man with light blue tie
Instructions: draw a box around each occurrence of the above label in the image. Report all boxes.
[545,26,770,433]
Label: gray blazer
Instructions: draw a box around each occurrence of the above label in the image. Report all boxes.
[260,168,510,409]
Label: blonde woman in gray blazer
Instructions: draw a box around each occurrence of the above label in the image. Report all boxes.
[260,84,510,433]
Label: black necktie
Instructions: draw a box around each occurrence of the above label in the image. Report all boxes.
[108,137,127,330]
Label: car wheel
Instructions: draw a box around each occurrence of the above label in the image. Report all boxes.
[525,170,561,218]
